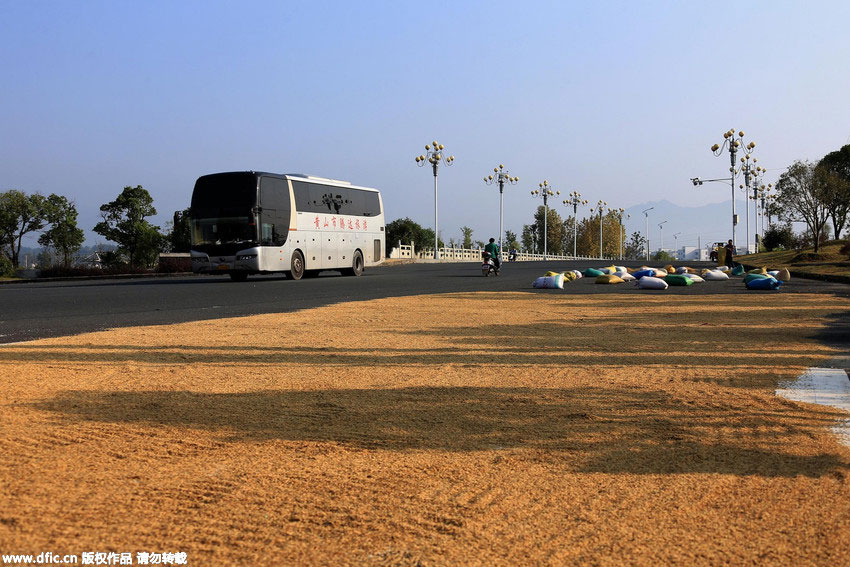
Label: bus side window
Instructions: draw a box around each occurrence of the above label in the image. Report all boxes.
[363,192,380,216]
[348,190,365,216]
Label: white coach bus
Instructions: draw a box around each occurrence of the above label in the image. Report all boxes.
[189,171,385,281]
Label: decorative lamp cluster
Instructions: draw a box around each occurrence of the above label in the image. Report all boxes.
[414,140,455,259]
[483,164,520,256]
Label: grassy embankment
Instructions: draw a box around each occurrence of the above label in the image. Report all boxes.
[739,240,850,283]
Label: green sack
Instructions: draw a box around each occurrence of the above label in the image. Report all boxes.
[743,273,773,284]
[730,264,745,276]
[664,274,693,286]
[583,268,604,277]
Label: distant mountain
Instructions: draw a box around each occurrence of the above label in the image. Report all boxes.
[622,199,763,252]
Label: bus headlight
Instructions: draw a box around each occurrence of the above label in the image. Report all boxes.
[236,254,258,261]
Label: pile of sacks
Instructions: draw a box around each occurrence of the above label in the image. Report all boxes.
[531,263,790,291]
[740,266,791,290]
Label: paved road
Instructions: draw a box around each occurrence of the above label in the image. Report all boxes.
[1,261,848,344]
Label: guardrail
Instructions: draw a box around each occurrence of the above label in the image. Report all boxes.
[389,242,614,262]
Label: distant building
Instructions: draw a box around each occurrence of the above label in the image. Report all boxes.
[76,252,102,269]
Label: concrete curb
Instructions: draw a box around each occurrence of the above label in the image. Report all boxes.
[0,272,194,285]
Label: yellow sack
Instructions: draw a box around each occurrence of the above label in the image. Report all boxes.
[563,271,577,282]
[544,271,563,277]
[664,264,675,274]
[596,274,625,284]
[748,266,767,274]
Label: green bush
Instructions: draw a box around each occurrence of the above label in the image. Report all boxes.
[762,223,795,251]
[0,255,14,277]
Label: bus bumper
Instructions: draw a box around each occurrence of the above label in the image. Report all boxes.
[190,250,259,274]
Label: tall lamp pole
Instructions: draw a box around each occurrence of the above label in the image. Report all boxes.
[484,164,518,259]
[611,208,628,260]
[563,191,588,258]
[593,200,607,259]
[711,129,756,250]
[672,232,681,259]
[531,181,559,261]
[753,182,773,248]
[415,140,454,259]
[642,207,654,261]
[658,220,668,253]
[739,155,765,254]
[764,193,777,226]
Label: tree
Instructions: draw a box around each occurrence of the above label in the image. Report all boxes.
[653,250,673,262]
[574,212,623,258]
[0,190,49,268]
[461,226,474,249]
[37,195,85,268]
[816,144,850,239]
[504,230,520,251]
[384,217,443,255]
[761,223,795,251]
[93,185,165,268]
[168,208,192,253]
[774,161,830,253]
[529,206,565,255]
[624,231,647,259]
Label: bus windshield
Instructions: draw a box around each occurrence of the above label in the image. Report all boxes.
[191,173,259,253]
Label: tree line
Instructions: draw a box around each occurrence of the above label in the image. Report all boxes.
[771,144,850,253]
[387,209,649,260]
[1,185,190,276]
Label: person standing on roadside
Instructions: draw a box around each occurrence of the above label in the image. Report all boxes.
[724,239,735,268]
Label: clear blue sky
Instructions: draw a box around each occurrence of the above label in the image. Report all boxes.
[2,1,849,248]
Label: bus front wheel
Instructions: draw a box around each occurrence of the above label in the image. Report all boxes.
[289,251,305,280]
[345,250,364,276]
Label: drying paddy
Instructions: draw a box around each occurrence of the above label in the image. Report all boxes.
[1,292,849,566]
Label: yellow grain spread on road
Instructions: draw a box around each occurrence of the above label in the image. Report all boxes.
[1,292,849,566]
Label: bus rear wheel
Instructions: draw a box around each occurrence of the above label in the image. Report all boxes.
[289,251,305,280]
[229,272,248,282]
[345,250,364,276]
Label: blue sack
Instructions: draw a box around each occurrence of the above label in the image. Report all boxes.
[632,269,656,279]
[746,277,782,290]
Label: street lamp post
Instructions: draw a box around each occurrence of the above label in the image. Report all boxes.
[563,191,588,258]
[672,232,681,259]
[711,129,756,250]
[754,183,774,248]
[611,208,628,260]
[415,140,455,259]
[642,207,654,261]
[658,220,668,254]
[739,155,765,254]
[593,200,607,259]
[531,180,560,261]
[484,164,518,260]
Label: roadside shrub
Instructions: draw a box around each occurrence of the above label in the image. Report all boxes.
[839,240,850,257]
[762,223,795,251]
[0,255,14,277]
[158,255,191,273]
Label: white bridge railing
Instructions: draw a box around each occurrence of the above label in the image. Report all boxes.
[388,242,613,262]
